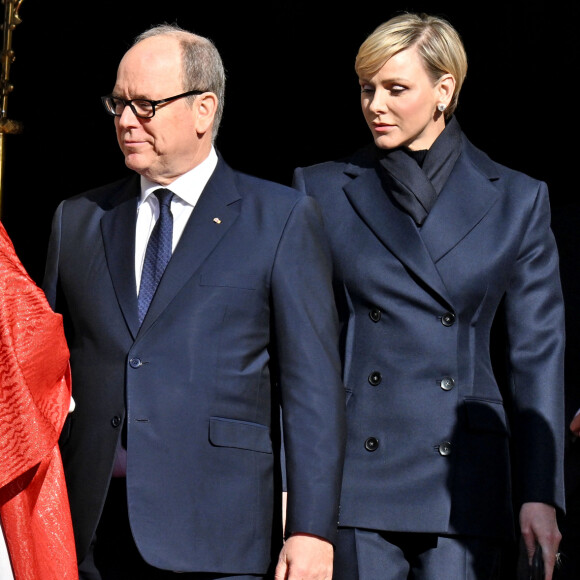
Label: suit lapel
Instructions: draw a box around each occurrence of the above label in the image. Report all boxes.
[344,162,452,305]
[100,176,141,339]
[138,158,241,334]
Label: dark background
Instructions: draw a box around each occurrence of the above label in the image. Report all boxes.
[0,0,576,283]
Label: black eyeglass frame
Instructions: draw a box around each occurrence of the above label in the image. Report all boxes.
[101,89,206,119]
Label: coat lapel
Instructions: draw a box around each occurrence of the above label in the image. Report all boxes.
[343,138,501,306]
[344,161,453,306]
[138,158,241,334]
[420,137,501,262]
[100,176,141,339]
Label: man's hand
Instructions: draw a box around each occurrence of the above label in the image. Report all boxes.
[519,502,562,580]
[274,533,334,580]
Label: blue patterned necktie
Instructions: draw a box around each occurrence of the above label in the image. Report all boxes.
[138,188,174,324]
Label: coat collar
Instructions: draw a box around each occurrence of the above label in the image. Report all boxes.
[343,136,501,306]
[420,137,500,262]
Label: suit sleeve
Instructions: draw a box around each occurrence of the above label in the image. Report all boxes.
[271,194,346,544]
[503,181,565,512]
[42,201,64,310]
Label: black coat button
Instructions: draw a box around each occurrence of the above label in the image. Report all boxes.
[437,441,452,456]
[440,376,455,391]
[365,437,379,452]
[441,312,456,327]
[111,416,122,428]
[368,371,382,386]
[369,308,382,322]
[129,357,142,368]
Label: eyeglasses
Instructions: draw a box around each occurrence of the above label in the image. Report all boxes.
[101,89,206,119]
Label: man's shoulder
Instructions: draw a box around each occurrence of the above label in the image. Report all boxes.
[218,158,305,204]
[59,174,138,212]
[236,170,300,198]
[74,173,137,201]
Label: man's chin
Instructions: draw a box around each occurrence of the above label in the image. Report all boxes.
[124,155,148,174]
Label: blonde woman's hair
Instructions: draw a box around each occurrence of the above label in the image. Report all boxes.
[355,13,467,118]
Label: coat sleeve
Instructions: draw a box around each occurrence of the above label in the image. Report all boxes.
[502,180,566,512]
[271,194,346,544]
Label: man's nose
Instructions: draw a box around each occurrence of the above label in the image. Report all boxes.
[117,104,140,126]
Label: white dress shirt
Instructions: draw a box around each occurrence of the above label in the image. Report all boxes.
[135,147,218,293]
[112,148,219,478]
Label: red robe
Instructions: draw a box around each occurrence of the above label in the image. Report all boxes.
[0,222,77,579]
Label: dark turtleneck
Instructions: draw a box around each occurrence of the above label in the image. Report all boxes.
[403,148,429,168]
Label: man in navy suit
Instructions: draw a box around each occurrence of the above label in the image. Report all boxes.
[43,23,346,580]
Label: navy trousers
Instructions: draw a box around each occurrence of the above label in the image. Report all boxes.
[333,527,502,580]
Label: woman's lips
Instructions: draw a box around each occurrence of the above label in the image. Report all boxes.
[373,123,395,133]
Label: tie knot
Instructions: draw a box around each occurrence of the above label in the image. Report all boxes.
[155,188,174,207]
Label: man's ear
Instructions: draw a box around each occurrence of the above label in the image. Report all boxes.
[194,92,218,135]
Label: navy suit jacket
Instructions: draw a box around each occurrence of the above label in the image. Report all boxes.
[293,132,565,541]
[43,155,346,574]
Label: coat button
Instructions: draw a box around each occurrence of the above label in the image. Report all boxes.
[437,441,452,456]
[365,437,379,452]
[368,371,382,386]
[369,308,382,322]
[439,376,455,391]
[441,312,456,327]
[129,357,142,368]
[111,416,122,428]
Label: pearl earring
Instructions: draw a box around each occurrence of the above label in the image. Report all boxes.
[437,103,447,112]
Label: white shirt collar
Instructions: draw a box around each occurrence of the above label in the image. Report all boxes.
[139,146,219,207]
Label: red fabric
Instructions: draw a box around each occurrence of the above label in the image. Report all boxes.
[0,222,78,579]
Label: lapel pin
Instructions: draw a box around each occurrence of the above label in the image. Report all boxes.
[213,217,222,224]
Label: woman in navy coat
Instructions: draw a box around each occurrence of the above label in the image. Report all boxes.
[293,12,565,580]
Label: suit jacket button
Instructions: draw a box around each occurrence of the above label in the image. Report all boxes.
[369,308,382,322]
[368,371,382,386]
[439,376,455,391]
[365,437,379,452]
[129,357,142,368]
[111,416,122,428]
[437,441,452,456]
[441,312,456,327]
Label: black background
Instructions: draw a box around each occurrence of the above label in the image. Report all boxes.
[1,0,576,283]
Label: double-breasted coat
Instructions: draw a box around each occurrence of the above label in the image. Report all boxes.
[293,131,565,541]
